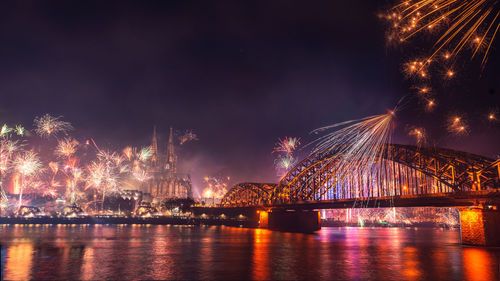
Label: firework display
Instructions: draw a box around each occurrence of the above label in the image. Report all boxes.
[381,0,500,144]
[272,137,301,177]
[201,175,230,204]
[34,114,73,138]
[383,0,500,66]
[271,109,398,202]
[179,130,199,145]
[447,115,469,135]
[407,126,427,146]
[0,114,199,216]
[312,109,396,177]
[322,207,460,228]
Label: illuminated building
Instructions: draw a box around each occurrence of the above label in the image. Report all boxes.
[146,127,193,199]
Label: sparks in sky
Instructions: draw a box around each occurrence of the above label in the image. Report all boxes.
[408,126,427,146]
[34,114,73,138]
[13,151,43,208]
[55,138,79,159]
[179,130,199,145]
[272,137,301,177]
[447,115,469,135]
[201,175,230,199]
[384,0,500,66]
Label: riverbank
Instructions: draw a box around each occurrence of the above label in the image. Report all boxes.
[0,216,256,227]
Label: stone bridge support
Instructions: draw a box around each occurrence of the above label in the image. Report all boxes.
[459,207,500,246]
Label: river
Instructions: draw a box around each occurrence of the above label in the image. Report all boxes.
[1,225,499,280]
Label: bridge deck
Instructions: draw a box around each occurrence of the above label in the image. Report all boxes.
[224,190,500,210]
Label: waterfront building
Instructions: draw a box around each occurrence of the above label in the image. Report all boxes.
[146,127,193,199]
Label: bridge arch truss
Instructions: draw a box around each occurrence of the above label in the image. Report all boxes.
[221,144,500,207]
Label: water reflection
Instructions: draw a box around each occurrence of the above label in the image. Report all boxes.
[3,243,33,280]
[0,225,499,280]
[463,248,497,281]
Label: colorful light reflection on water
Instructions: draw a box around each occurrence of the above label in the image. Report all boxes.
[1,225,499,280]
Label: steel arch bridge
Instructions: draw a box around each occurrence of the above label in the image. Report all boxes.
[220,144,500,207]
[221,183,277,207]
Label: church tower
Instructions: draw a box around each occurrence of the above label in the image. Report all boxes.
[146,126,191,199]
[165,127,177,173]
[151,126,159,165]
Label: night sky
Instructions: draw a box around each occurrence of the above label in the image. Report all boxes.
[0,1,499,194]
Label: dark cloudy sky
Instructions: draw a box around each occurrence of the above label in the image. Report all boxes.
[0,1,499,194]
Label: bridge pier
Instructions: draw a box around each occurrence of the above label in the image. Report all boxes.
[459,207,500,246]
[259,210,321,233]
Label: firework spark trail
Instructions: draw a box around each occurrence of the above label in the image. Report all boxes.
[14,125,25,136]
[85,146,144,209]
[447,115,469,135]
[86,159,121,210]
[138,147,152,162]
[273,137,301,177]
[273,137,301,155]
[307,107,397,200]
[0,114,164,212]
[121,146,152,182]
[13,151,43,208]
[0,140,20,175]
[0,188,8,211]
[488,108,498,122]
[275,154,294,170]
[381,0,500,128]
[0,124,12,138]
[179,130,199,145]
[384,0,500,66]
[201,176,230,200]
[408,126,427,146]
[64,167,84,204]
[55,138,79,159]
[34,114,73,138]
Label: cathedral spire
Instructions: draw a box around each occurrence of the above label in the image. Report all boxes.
[151,126,158,164]
[166,126,177,172]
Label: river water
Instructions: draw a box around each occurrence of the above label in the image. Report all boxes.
[1,225,499,280]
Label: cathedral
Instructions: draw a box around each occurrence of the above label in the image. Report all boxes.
[145,127,193,199]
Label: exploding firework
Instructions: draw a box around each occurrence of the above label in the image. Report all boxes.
[408,126,427,146]
[273,137,301,155]
[273,137,301,177]
[425,98,437,111]
[65,167,84,204]
[381,0,500,127]
[121,146,152,183]
[447,115,469,135]
[0,140,20,174]
[201,176,230,200]
[123,146,133,160]
[313,110,396,159]
[277,154,294,170]
[34,114,73,138]
[487,108,498,122]
[86,160,121,210]
[138,147,152,162]
[14,151,43,177]
[13,151,43,208]
[274,154,296,175]
[383,0,500,66]
[14,125,25,136]
[0,125,12,138]
[179,130,199,145]
[55,138,79,158]
[0,188,8,212]
[132,170,150,182]
[307,108,397,198]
